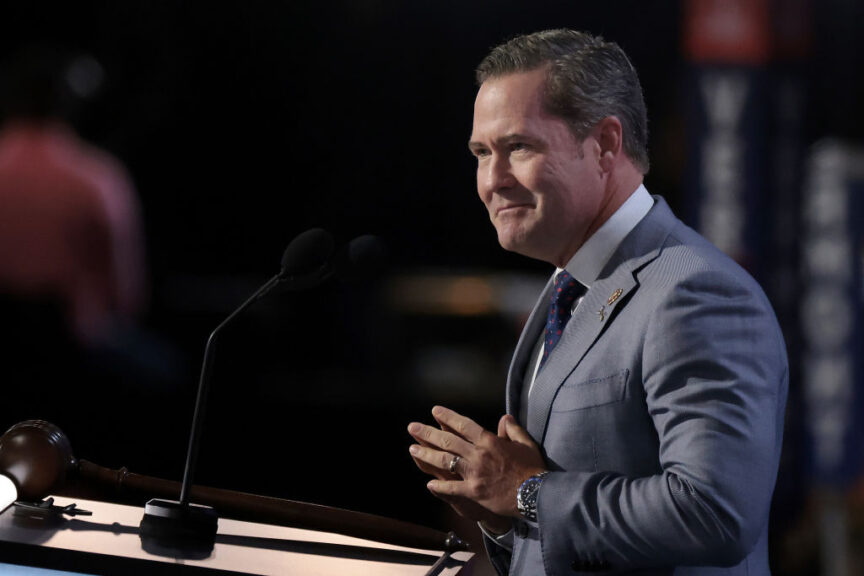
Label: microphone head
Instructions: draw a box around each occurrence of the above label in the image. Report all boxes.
[279,228,335,278]
[335,234,388,282]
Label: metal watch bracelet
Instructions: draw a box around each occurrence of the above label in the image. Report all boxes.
[516,471,549,522]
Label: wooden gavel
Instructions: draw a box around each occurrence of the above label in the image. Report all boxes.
[0,420,468,552]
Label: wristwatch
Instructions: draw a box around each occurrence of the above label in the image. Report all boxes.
[516,471,549,522]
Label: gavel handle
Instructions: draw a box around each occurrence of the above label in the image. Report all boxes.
[72,460,468,553]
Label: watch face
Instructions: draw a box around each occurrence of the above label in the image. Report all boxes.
[518,472,549,521]
[518,475,543,521]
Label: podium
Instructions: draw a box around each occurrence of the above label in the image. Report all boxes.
[0,496,474,575]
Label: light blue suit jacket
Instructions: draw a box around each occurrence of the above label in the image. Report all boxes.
[485,197,788,575]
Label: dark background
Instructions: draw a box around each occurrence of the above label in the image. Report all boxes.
[2,1,863,573]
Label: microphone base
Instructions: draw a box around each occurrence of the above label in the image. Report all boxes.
[139,499,218,559]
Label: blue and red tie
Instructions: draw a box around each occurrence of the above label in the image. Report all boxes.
[539,270,585,371]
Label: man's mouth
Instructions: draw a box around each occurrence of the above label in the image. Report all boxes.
[496,203,534,216]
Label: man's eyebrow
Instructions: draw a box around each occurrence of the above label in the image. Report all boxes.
[499,132,534,143]
[468,133,536,151]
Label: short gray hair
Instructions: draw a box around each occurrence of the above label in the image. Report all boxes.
[476,29,649,174]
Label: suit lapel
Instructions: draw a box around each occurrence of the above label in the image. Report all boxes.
[525,263,641,441]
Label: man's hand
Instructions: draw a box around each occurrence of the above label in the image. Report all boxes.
[408,406,546,527]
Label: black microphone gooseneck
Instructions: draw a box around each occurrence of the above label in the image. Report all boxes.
[141,228,335,551]
[178,227,335,505]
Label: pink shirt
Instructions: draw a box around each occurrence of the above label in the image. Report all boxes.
[0,121,147,342]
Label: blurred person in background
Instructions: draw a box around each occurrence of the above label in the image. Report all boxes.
[0,44,147,347]
[0,44,154,441]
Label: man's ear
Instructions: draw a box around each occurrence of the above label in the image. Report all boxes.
[595,116,623,173]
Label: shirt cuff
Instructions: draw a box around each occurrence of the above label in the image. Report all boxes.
[478,522,514,551]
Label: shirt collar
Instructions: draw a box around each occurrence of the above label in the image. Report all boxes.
[558,184,653,288]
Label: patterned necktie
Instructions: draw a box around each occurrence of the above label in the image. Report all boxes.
[539,270,585,371]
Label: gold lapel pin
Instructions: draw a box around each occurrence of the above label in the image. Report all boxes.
[607,288,624,306]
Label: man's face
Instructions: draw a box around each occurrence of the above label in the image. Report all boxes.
[469,68,607,266]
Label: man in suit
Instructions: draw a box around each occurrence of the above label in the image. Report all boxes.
[407,30,788,575]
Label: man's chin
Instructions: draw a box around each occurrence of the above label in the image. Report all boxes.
[497,232,537,260]
[496,230,522,253]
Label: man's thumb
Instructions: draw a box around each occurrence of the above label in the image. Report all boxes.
[499,414,536,446]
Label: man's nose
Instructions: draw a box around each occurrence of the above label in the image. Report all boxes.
[481,154,515,195]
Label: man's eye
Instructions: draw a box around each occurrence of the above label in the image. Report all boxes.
[473,149,490,159]
[510,142,527,152]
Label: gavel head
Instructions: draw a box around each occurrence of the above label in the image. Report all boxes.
[0,420,76,501]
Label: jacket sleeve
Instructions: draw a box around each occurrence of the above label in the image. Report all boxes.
[483,532,513,576]
[535,269,788,574]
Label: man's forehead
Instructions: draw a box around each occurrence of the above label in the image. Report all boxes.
[473,81,537,126]
[475,69,548,106]
[469,74,563,145]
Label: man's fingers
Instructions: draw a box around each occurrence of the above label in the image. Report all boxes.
[501,414,537,447]
[410,454,450,480]
[409,444,463,477]
[409,443,447,478]
[427,478,463,498]
[431,406,486,443]
[408,421,473,455]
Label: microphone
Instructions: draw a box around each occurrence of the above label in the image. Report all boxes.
[141,229,385,552]
[275,233,387,290]
[279,227,336,281]
[333,234,388,283]
[142,228,336,548]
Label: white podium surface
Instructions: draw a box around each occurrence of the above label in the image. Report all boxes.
[0,496,473,575]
